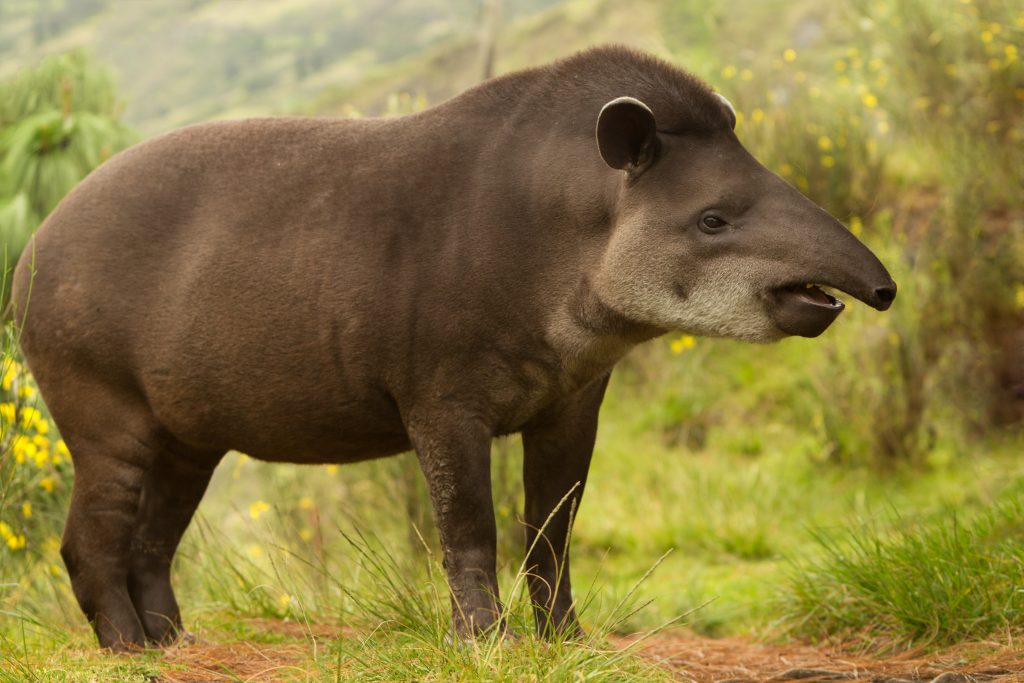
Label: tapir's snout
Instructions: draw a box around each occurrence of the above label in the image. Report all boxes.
[869,281,897,311]
[756,176,897,337]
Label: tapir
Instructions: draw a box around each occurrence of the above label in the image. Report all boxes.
[12,45,896,651]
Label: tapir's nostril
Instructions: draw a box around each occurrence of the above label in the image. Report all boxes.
[874,283,897,309]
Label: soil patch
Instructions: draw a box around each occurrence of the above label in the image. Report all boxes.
[152,621,1024,682]
[612,631,1024,683]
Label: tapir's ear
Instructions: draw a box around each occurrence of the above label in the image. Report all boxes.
[596,96,659,172]
[714,92,737,130]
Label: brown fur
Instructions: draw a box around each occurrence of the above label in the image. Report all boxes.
[12,46,894,650]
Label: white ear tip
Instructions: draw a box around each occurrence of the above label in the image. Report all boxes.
[600,96,653,116]
[714,92,736,118]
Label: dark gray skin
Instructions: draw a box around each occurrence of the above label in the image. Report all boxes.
[12,46,895,652]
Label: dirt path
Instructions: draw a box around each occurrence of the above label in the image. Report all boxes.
[152,620,1024,682]
[611,632,1024,683]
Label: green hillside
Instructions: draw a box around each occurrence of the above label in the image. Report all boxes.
[0,0,563,134]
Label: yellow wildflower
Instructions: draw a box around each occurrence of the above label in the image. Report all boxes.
[13,439,26,464]
[16,440,37,465]
[299,528,313,541]
[298,497,314,510]
[19,407,40,429]
[278,593,292,612]
[944,64,957,77]
[751,108,765,123]
[779,163,794,177]
[2,366,17,391]
[248,544,262,558]
[834,59,847,72]
[40,477,55,493]
[56,440,70,457]
[0,402,15,424]
[740,69,753,81]
[7,534,26,551]
[670,335,696,354]
[783,48,796,62]
[981,30,993,43]
[249,500,270,520]
[988,58,1001,71]
[721,65,737,79]
[868,58,882,71]
[1006,45,1018,61]
[849,216,864,236]
[326,464,339,474]
[817,136,833,151]
[22,502,32,518]
[862,93,878,108]
[1015,284,1024,309]
[821,155,836,168]
[50,564,62,576]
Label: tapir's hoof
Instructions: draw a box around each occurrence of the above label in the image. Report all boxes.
[444,622,518,647]
[104,639,147,655]
[173,629,199,646]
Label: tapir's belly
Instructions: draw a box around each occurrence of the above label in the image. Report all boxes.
[142,361,413,464]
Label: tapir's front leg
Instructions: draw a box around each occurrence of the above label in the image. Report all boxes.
[406,411,502,638]
[521,374,610,639]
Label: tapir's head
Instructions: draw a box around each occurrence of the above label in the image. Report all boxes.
[590,93,896,342]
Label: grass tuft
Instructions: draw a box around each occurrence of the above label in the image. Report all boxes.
[784,485,1024,648]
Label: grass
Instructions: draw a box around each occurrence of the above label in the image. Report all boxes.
[785,483,1024,648]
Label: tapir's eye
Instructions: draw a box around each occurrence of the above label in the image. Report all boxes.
[699,214,729,234]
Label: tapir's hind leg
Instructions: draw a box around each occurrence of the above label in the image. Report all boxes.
[59,426,157,651]
[128,450,220,645]
[42,373,213,652]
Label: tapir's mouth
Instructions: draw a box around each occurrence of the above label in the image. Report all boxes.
[767,283,846,338]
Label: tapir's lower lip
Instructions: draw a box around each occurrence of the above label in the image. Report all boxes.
[767,283,846,338]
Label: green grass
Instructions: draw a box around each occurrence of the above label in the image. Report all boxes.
[784,483,1024,647]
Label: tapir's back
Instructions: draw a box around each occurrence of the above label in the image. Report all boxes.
[12,116,434,458]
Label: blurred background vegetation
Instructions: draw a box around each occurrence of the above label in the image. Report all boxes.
[0,0,1022,676]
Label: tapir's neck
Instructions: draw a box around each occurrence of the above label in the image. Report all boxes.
[547,278,665,388]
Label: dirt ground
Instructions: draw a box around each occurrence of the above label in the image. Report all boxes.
[612,631,1024,683]
[152,621,1024,683]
